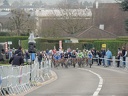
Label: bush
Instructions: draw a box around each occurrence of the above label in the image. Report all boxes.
[0,36,28,49]
[93,40,126,56]
[21,38,128,56]
[0,32,10,36]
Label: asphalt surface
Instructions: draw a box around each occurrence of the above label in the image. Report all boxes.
[25,64,128,96]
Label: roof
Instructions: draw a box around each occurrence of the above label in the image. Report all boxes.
[71,26,117,39]
[0,12,10,16]
[0,5,11,8]
[35,8,92,17]
[92,3,128,36]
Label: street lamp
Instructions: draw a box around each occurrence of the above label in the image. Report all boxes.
[28,32,36,82]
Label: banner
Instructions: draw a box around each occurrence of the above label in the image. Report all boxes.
[59,40,62,49]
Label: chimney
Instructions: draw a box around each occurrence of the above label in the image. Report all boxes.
[96,1,99,9]
[99,24,104,30]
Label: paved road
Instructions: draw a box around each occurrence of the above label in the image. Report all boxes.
[25,65,128,96]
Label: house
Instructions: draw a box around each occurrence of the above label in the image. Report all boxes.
[0,1,128,38]
[92,2,128,36]
[69,26,117,39]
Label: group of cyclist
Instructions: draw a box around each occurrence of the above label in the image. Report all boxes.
[38,48,94,68]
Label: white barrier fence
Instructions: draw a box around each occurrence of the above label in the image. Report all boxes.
[94,56,128,69]
[0,58,52,96]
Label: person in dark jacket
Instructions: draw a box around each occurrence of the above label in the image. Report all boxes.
[15,46,23,56]
[122,46,127,67]
[25,50,30,64]
[116,48,122,67]
[0,49,6,61]
[101,48,106,66]
[96,50,102,66]
[37,52,43,69]
[9,52,24,67]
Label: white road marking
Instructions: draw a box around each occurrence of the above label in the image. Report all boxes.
[78,68,103,96]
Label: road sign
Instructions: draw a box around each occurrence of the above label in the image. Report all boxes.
[102,44,106,48]
[8,41,12,45]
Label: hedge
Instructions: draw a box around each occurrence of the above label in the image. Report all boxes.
[93,40,126,56]
[0,32,10,36]
[0,36,28,49]
[21,38,128,56]
[22,40,84,51]
[1,37,128,56]
[21,40,28,50]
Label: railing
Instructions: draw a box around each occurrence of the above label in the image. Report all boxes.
[93,56,128,69]
[0,58,52,96]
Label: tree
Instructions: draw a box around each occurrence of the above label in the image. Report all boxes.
[11,1,21,7]
[41,19,60,37]
[59,0,79,8]
[119,0,128,32]
[3,0,10,6]
[32,1,43,7]
[121,0,128,11]
[115,0,128,11]
[9,9,33,36]
[50,2,92,34]
[125,19,128,31]
[66,0,78,4]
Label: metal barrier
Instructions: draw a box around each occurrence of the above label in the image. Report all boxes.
[93,56,128,70]
[0,58,52,96]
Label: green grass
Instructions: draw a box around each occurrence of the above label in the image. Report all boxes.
[0,60,10,66]
[0,63,10,66]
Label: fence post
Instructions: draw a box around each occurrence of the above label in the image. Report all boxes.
[125,57,128,70]
[120,57,123,68]
[104,56,107,67]
[112,56,116,68]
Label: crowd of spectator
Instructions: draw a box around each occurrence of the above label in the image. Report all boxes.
[0,46,127,68]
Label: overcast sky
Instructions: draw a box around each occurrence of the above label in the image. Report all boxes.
[8,0,116,4]
[31,0,116,4]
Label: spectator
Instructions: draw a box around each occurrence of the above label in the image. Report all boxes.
[91,48,96,64]
[0,49,6,61]
[15,46,23,56]
[106,48,112,66]
[8,49,13,59]
[101,48,106,66]
[96,50,102,66]
[122,46,127,67]
[9,52,24,67]
[12,48,15,55]
[24,50,30,64]
[37,52,43,69]
[116,48,122,67]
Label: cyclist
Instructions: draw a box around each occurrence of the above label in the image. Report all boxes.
[71,50,77,68]
[87,51,93,68]
[77,50,84,67]
[53,51,61,68]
